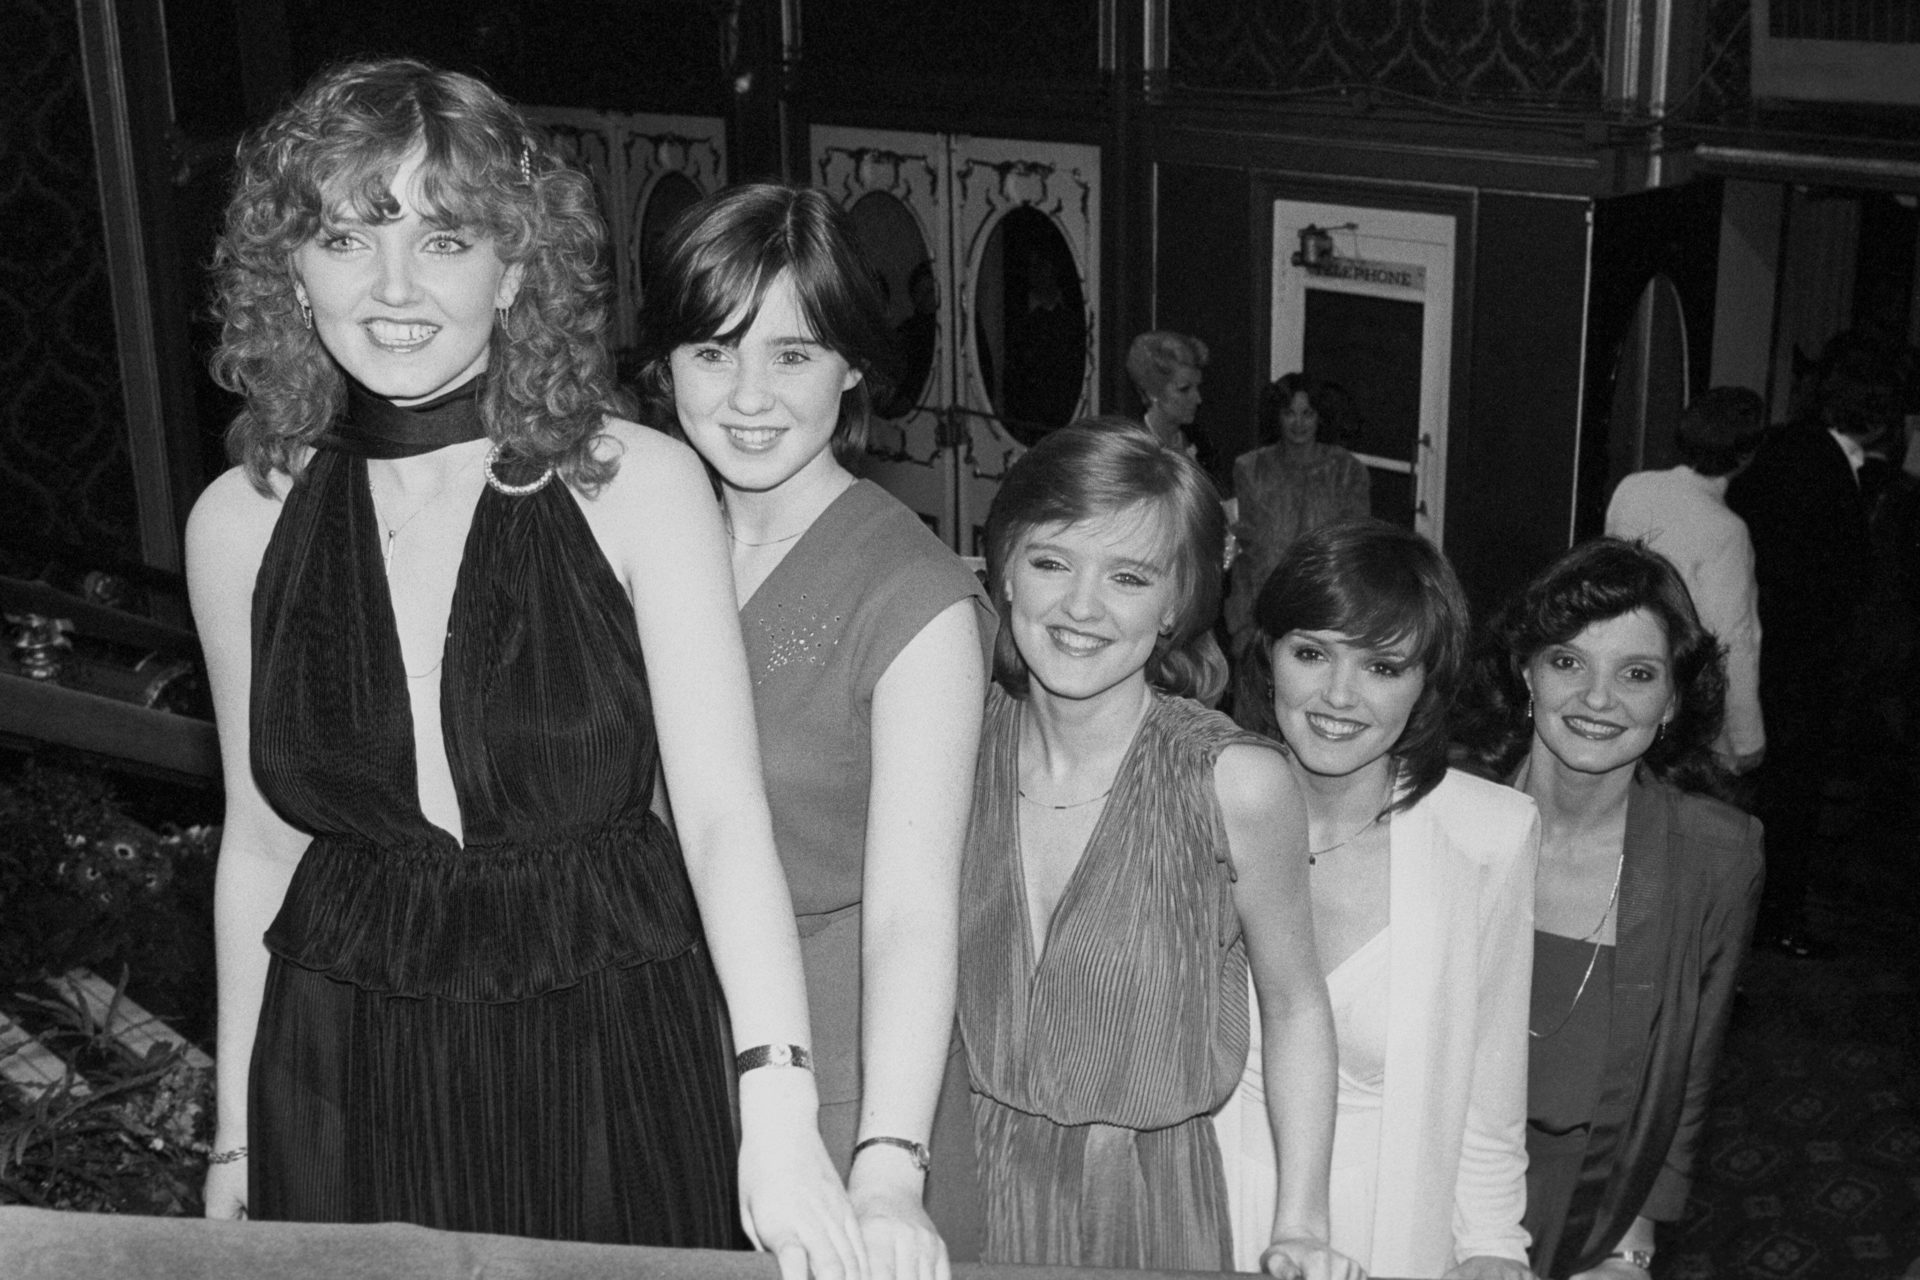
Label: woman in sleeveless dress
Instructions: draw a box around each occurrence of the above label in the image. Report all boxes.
[637,182,992,1277]
[957,422,1349,1277]
[187,60,861,1274]
[1460,540,1761,1280]
[1216,519,1537,1278]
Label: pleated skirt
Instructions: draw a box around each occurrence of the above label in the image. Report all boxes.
[249,944,747,1248]
[972,1092,1232,1271]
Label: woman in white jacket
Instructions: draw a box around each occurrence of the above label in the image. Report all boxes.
[1215,519,1539,1279]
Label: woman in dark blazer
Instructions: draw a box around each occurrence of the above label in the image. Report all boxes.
[1460,539,1763,1280]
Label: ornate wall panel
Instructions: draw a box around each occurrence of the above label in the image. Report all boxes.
[803,0,1101,87]
[0,0,138,559]
[1695,0,1753,121]
[284,0,725,113]
[1169,0,1607,103]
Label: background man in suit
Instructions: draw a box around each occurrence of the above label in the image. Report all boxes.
[1729,335,1899,957]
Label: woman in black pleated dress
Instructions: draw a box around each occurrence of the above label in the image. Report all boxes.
[187,59,862,1275]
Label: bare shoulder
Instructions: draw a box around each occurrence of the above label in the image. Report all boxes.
[1213,739,1303,823]
[588,418,708,497]
[573,417,724,588]
[186,465,290,593]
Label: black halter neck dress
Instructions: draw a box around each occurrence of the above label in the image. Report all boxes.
[245,395,743,1245]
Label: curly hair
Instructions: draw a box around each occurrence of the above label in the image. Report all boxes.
[1232,519,1470,815]
[1124,331,1209,407]
[985,420,1227,704]
[633,182,895,467]
[210,58,629,492]
[1456,538,1732,797]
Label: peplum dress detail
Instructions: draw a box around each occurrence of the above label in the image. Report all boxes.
[246,447,743,1245]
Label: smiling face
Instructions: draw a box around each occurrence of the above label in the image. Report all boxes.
[1005,504,1181,705]
[670,270,862,495]
[1270,629,1425,783]
[1280,390,1320,447]
[1525,608,1677,778]
[291,148,521,406]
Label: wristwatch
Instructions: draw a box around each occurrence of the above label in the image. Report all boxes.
[1610,1249,1655,1270]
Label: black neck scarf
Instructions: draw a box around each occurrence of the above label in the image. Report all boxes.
[322,376,487,459]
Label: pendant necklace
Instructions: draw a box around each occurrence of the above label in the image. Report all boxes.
[372,452,483,573]
[1529,850,1625,1040]
[1307,769,1396,865]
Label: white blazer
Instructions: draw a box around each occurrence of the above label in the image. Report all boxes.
[1214,769,1538,1277]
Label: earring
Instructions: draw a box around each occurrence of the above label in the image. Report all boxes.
[298,300,312,331]
[1526,694,1534,721]
[496,304,510,328]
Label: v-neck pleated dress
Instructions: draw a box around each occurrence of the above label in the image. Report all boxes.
[244,447,743,1246]
[957,686,1274,1270]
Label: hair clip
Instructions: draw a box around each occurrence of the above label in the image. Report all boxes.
[519,146,532,185]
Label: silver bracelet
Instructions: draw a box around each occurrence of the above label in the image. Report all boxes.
[852,1135,931,1173]
[734,1043,813,1075]
[207,1146,249,1165]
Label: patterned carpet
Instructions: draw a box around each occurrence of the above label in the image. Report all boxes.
[1658,764,1920,1280]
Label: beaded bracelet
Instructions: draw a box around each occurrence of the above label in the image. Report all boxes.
[207,1146,249,1165]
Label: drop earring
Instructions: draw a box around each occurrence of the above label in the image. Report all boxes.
[298,300,312,330]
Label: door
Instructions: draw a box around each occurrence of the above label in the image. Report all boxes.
[530,108,726,352]
[951,136,1101,555]
[813,126,955,539]
[1270,202,1455,541]
[813,126,1101,553]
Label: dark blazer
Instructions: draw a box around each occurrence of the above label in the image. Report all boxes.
[1727,423,1871,655]
[1528,775,1763,1278]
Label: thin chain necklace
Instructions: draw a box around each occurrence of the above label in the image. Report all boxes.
[728,524,807,548]
[1018,785,1113,810]
[1529,850,1625,1040]
[371,452,483,573]
[724,476,854,549]
[1307,769,1395,865]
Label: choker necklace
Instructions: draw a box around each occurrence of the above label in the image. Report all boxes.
[1018,786,1113,811]
[1530,850,1625,1040]
[326,377,487,459]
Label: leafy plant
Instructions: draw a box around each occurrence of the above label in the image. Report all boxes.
[0,972,212,1214]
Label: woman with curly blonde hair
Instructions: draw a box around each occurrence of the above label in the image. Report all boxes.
[188,59,861,1273]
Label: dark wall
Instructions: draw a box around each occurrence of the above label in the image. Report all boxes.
[1576,180,1724,540]
[1153,163,1255,491]
[1454,192,1592,616]
[1169,0,1608,103]
[1,0,138,559]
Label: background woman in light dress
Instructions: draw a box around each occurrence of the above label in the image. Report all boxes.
[957,422,1352,1278]
[639,181,992,1277]
[1218,518,1537,1279]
